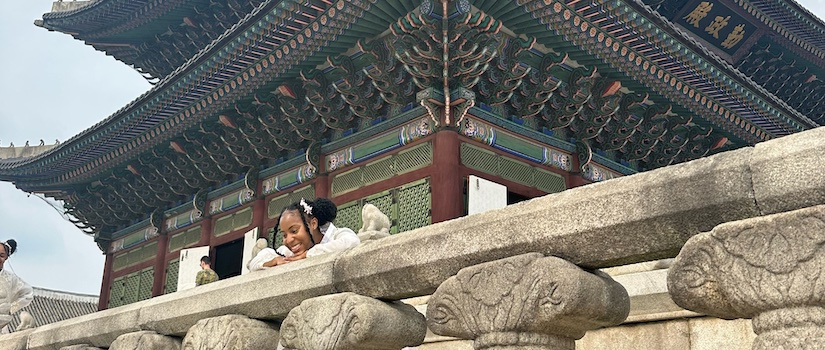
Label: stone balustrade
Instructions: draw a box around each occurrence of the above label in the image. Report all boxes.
[427,254,629,349]
[3,126,825,350]
[669,204,825,350]
[280,293,426,349]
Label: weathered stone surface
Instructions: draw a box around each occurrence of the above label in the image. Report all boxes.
[280,292,426,350]
[335,148,757,299]
[181,314,279,350]
[750,307,825,349]
[140,253,336,335]
[669,204,825,349]
[0,328,33,350]
[577,319,690,350]
[427,254,629,349]
[28,302,142,350]
[417,341,473,350]
[612,268,699,323]
[58,346,102,350]
[577,317,756,350]
[689,318,755,350]
[751,126,825,215]
[109,331,181,350]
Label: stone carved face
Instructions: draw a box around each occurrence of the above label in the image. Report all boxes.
[279,210,318,255]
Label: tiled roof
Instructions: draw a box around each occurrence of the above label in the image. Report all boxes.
[8,287,98,331]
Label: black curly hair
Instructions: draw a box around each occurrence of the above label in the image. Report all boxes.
[275,198,338,247]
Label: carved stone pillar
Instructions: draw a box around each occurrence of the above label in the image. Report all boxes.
[427,253,629,350]
[668,204,825,350]
[280,292,426,350]
[109,331,181,350]
[181,314,279,350]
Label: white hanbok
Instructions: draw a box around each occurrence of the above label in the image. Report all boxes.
[247,223,360,271]
[0,268,33,330]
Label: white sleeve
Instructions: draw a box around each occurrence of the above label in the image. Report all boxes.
[276,245,294,258]
[247,248,279,271]
[10,275,33,314]
[247,246,297,271]
[306,227,360,258]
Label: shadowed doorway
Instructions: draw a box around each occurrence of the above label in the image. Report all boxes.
[214,238,243,280]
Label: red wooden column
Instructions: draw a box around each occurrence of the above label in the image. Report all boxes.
[97,252,115,310]
[568,151,590,189]
[315,175,330,200]
[252,198,266,239]
[151,234,169,297]
[315,151,331,200]
[199,215,213,257]
[430,130,464,223]
[315,155,332,198]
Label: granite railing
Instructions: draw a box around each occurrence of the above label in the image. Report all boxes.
[4,126,825,350]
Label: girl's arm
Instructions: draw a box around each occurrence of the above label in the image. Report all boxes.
[306,227,360,258]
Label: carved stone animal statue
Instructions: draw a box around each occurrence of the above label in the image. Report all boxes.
[358,204,391,241]
[250,238,268,260]
[16,311,33,331]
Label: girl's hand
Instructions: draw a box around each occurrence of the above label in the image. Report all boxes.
[285,251,308,262]
[263,256,288,267]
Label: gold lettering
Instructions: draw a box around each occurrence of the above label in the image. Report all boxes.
[705,15,730,38]
[721,24,746,49]
[683,2,713,28]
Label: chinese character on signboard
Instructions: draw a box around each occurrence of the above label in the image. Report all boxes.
[676,0,756,54]
[683,2,713,27]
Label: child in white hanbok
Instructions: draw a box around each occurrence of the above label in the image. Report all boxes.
[0,240,33,332]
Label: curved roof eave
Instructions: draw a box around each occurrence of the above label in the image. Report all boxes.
[0,0,280,177]
[2,0,388,187]
[38,0,182,37]
[628,0,819,129]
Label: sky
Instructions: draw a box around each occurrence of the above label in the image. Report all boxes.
[1,0,824,296]
[0,1,150,295]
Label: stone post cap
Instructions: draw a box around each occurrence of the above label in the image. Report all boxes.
[109,331,180,350]
[181,314,279,350]
[668,204,825,319]
[280,292,427,350]
[427,253,629,341]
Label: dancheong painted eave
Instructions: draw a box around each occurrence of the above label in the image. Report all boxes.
[641,0,825,122]
[4,0,822,187]
[3,0,380,183]
[35,0,274,80]
[1,0,823,237]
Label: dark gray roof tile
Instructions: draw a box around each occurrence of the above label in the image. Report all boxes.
[8,287,98,331]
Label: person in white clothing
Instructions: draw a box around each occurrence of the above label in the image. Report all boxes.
[0,239,33,332]
[248,198,360,271]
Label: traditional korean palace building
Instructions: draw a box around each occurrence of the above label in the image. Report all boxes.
[0,0,822,311]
